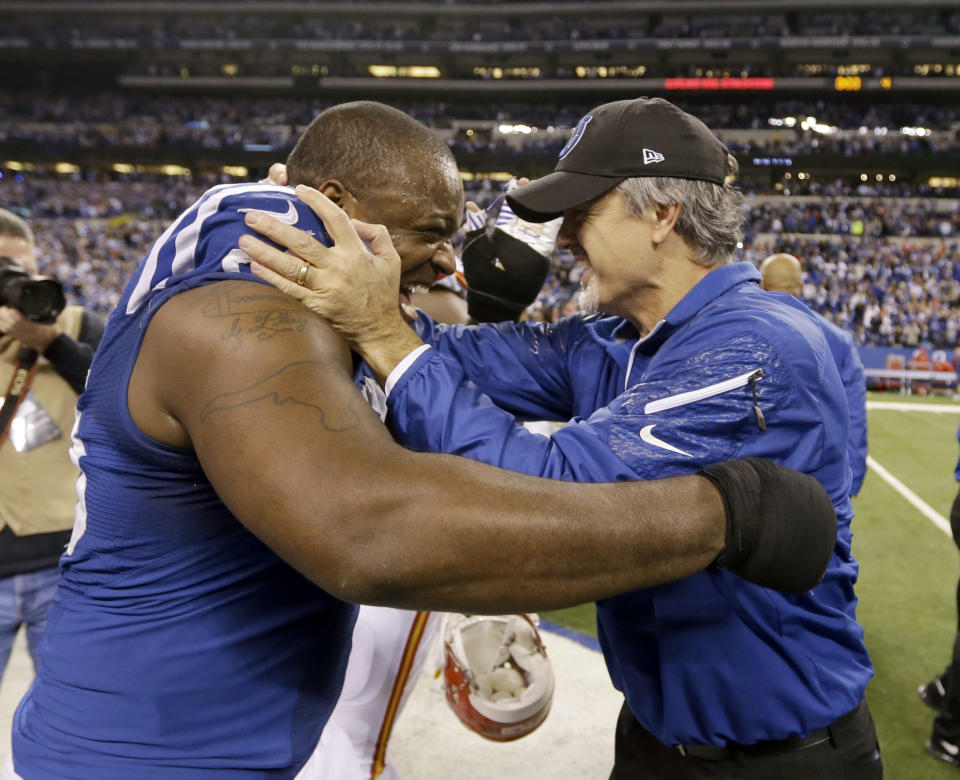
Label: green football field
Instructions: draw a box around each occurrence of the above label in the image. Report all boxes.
[543,392,960,779]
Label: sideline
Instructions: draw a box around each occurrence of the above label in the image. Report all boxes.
[866,455,951,537]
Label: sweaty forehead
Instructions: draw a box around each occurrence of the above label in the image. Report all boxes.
[393,160,463,226]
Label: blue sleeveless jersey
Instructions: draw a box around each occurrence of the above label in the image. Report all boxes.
[12,183,359,779]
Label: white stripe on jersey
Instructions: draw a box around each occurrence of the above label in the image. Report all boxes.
[126,183,294,314]
[66,408,89,556]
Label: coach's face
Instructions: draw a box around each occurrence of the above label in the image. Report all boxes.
[558,189,656,321]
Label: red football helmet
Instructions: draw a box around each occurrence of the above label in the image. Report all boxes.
[442,614,555,742]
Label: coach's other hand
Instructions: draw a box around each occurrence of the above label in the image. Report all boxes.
[697,458,837,593]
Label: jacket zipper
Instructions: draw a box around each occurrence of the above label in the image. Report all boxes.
[644,369,765,415]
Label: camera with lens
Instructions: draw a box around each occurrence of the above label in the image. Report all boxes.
[0,256,66,324]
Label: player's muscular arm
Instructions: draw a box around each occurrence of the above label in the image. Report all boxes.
[132,280,728,612]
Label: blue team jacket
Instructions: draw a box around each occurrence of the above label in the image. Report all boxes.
[387,262,873,747]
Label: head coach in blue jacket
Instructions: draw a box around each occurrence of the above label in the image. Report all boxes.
[245,97,881,779]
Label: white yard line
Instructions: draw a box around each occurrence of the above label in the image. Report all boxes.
[866,455,951,537]
[866,401,960,414]
[865,400,956,536]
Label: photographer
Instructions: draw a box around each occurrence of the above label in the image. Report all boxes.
[0,208,103,679]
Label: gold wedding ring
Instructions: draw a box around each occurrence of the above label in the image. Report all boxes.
[296,263,309,286]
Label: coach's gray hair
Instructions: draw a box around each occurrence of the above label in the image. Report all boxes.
[615,155,743,268]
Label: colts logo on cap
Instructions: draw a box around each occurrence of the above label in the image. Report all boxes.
[559,115,593,160]
[643,148,665,165]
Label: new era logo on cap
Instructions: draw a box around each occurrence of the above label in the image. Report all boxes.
[643,148,665,165]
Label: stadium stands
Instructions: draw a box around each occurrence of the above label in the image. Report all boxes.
[3,0,960,352]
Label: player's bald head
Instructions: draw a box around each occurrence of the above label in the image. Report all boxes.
[286,101,461,205]
[759,253,803,297]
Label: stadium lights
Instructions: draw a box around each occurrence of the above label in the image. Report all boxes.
[112,164,136,174]
[930,177,959,188]
[574,65,645,79]
[498,124,535,135]
[5,161,25,171]
[797,117,837,135]
[160,165,191,176]
[291,65,327,76]
[368,66,441,79]
[473,172,515,182]
[54,163,79,174]
[221,166,248,177]
[901,127,932,136]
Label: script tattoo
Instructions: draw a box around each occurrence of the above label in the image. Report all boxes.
[202,287,308,349]
[248,310,306,340]
[200,361,362,431]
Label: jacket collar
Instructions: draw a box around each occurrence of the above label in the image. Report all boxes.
[608,261,761,350]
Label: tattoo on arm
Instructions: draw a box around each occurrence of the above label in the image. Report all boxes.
[200,361,362,431]
[201,288,301,319]
[202,287,311,349]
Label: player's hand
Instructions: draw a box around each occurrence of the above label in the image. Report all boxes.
[461,178,561,322]
[239,185,423,382]
[0,306,61,352]
[261,163,288,186]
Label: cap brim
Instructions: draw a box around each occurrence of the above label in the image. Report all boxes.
[506,171,624,223]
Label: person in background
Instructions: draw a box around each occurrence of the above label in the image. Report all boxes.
[918,420,960,768]
[0,208,103,679]
[759,252,868,496]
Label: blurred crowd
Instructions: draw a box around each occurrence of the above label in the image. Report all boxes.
[4,177,959,350]
[3,92,960,162]
[746,199,960,239]
[7,8,960,44]
[5,92,960,131]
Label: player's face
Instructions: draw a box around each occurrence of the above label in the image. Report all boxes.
[351,162,464,294]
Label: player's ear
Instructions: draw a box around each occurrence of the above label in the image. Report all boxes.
[318,180,361,218]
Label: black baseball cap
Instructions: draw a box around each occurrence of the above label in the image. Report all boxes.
[506,97,732,223]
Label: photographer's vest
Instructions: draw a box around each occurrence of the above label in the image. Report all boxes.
[0,305,85,536]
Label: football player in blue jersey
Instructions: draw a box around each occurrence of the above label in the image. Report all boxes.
[246,98,881,779]
[7,101,837,780]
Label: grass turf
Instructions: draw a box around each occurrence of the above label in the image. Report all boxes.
[543,392,960,778]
